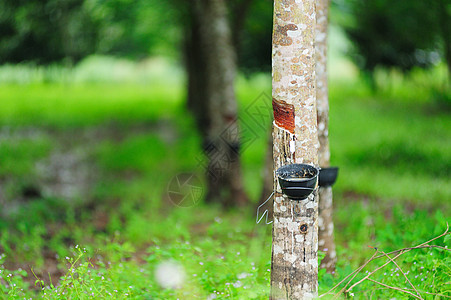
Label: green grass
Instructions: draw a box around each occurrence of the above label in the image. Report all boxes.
[328,79,451,206]
[0,59,450,299]
[0,136,51,178]
[0,84,183,127]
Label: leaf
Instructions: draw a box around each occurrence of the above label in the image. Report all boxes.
[444,234,450,244]
[404,255,414,263]
[434,210,445,224]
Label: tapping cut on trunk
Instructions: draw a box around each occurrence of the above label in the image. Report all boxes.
[272,98,295,134]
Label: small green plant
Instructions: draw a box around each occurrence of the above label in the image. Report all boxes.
[0,254,31,299]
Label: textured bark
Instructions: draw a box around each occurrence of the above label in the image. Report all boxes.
[195,0,248,207]
[315,0,336,273]
[271,0,319,299]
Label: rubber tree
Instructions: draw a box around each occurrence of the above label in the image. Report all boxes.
[188,0,248,207]
[186,0,254,139]
[271,0,319,298]
[316,0,336,273]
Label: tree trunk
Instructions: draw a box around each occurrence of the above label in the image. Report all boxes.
[195,0,248,207]
[185,4,209,139]
[316,0,336,273]
[270,0,319,298]
[185,0,254,139]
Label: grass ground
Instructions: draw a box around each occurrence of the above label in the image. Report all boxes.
[0,58,450,299]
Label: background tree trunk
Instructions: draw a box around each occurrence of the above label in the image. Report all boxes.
[193,0,248,207]
[316,0,337,273]
[185,0,254,139]
[270,0,319,298]
[185,3,209,139]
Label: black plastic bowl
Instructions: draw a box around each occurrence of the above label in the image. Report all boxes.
[276,164,319,200]
[319,167,339,187]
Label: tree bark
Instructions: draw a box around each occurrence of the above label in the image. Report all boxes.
[316,0,336,273]
[194,0,248,207]
[271,0,319,298]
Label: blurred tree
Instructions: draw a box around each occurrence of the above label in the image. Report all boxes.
[183,0,276,207]
[184,0,273,79]
[184,1,209,138]
[184,0,258,134]
[185,0,249,207]
[316,0,337,273]
[340,0,450,83]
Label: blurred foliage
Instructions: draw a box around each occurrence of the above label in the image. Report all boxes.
[86,0,181,58]
[0,0,181,64]
[0,0,98,64]
[1,0,449,81]
[0,0,274,72]
[336,0,451,75]
[238,0,273,73]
